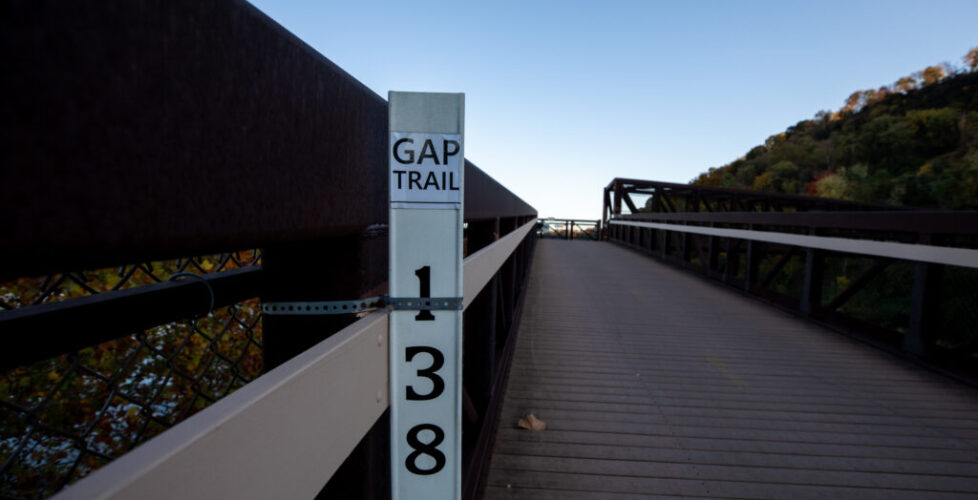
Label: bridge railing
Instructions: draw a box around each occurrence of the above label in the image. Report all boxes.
[1,2,535,499]
[603,178,978,381]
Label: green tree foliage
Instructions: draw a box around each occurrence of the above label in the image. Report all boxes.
[692,45,978,209]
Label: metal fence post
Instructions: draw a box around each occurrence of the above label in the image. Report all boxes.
[681,232,690,268]
[660,230,669,260]
[801,247,823,316]
[707,232,718,276]
[744,238,757,293]
[905,262,942,357]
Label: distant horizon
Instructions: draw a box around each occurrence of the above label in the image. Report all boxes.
[248,0,978,219]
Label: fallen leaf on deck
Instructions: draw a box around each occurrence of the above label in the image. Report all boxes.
[517,413,546,431]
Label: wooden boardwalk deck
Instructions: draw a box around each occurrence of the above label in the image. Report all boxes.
[485,240,978,499]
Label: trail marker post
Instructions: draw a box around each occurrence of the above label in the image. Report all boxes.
[388,91,464,500]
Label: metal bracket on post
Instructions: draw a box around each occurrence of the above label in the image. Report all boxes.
[386,297,463,311]
[262,297,385,315]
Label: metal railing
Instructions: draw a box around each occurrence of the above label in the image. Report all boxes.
[1,2,536,499]
[603,177,978,381]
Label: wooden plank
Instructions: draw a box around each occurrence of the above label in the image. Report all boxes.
[486,240,978,498]
[491,440,978,476]
[486,469,978,500]
[491,454,978,492]
[496,429,978,462]
[486,486,682,500]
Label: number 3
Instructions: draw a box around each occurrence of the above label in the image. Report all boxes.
[405,346,444,401]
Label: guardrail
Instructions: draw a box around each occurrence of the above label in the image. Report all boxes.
[1,2,536,499]
[603,179,978,381]
[56,220,536,500]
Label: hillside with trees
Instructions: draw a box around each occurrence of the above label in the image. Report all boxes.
[692,46,978,210]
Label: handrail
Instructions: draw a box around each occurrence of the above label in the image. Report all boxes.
[620,210,978,236]
[610,220,978,268]
[56,311,390,500]
[463,220,537,309]
[55,219,537,500]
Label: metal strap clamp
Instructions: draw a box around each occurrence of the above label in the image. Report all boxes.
[385,297,463,311]
[262,295,462,315]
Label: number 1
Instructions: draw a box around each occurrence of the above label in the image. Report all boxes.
[415,266,435,321]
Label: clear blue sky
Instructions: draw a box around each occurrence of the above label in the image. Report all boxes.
[248,0,978,219]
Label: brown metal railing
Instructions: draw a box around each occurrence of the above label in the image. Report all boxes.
[1,2,535,498]
[604,177,978,383]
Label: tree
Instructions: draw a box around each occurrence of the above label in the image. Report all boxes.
[895,76,917,93]
[752,160,801,194]
[965,45,978,73]
[843,91,863,113]
[690,60,978,210]
[814,171,848,199]
[920,65,946,85]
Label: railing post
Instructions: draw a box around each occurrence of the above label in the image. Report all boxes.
[744,235,758,293]
[681,232,690,268]
[724,238,739,284]
[500,218,517,324]
[707,231,718,276]
[660,229,669,260]
[905,261,942,357]
[801,247,823,315]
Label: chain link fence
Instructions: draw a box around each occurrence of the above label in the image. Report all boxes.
[0,252,262,499]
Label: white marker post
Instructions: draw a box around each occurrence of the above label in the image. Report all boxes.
[388,92,463,500]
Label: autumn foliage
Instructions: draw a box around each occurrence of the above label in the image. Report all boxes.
[1,253,262,499]
[693,46,978,209]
